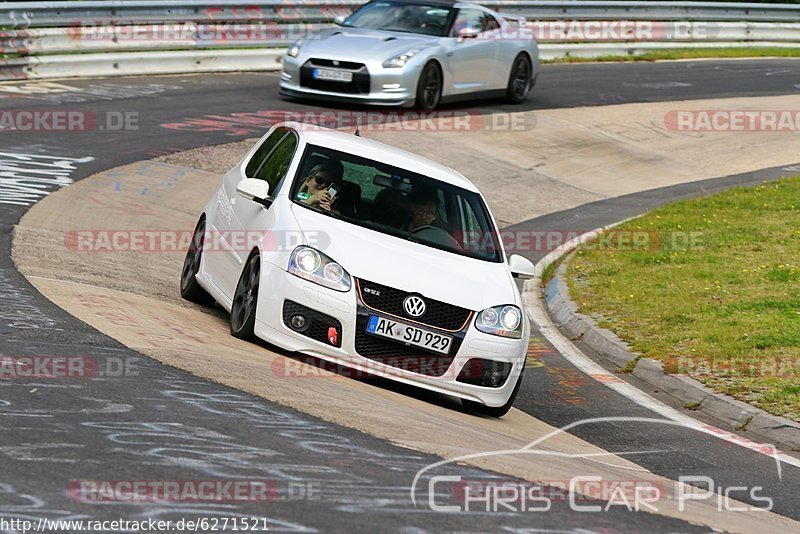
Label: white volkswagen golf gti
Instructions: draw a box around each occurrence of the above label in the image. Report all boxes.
[181,122,535,416]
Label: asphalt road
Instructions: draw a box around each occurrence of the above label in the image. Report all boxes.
[2,59,800,531]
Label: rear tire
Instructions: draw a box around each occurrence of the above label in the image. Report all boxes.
[180,217,214,305]
[230,252,261,341]
[506,54,532,104]
[415,61,442,111]
[462,364,525,418]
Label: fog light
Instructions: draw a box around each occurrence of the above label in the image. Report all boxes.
[456,359,513,388]
[489,370,505,387]
[290,314,307,331]
[382,83,401,89]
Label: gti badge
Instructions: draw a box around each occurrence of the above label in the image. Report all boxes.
[403,295,426,318]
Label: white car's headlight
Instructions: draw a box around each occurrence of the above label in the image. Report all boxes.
[288,246,351,292]
[382,49,422,68]
[287,40,303,58]
[475,305,524,339]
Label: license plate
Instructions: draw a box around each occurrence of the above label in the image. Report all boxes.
[366,315,453,355]
[312,68,353,83]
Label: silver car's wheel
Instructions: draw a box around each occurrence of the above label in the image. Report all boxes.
[415,62,442,110]
[506,54,532,104]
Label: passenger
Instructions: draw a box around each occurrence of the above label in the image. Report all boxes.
[296,160,344,211]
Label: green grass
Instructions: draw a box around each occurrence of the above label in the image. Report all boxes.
[568,177,800,421]
[543,47,800,64]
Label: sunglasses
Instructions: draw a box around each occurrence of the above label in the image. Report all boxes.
[308,173,332,187]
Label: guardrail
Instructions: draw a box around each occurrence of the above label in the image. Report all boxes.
[1,1,798,80]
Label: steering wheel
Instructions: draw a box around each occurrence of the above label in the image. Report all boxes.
[411,225,462,250]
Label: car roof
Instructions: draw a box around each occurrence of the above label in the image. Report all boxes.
[282,122,479,192]
[363,0,483,8]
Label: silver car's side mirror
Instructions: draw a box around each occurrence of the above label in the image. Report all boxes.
[457,26,481,40]
[333,14,347,26]
[237,178,272,207]
[508,254,535,280]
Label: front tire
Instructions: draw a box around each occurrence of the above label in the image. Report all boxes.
[462,364,525,418]
[506,54,532,104]
[230,252,261,341]
[415,61,442,110]
[180,217,214,305]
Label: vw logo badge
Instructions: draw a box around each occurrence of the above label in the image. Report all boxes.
[403,296,426,318]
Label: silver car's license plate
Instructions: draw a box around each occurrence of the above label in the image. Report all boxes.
[312,68,353,82]
[366,315,452,355]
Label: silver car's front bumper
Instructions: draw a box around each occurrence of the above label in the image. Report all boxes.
[279,55,419,107]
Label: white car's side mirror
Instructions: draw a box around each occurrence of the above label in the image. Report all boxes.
[509,254,535,280]
[457,26,481,40]
[236,178,271,206]
[333,14,347,26]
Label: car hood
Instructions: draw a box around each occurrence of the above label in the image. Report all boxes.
[300,28,438,62]
[290,204,518,311]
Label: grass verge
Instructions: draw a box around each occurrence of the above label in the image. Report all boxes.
[567,177,800,421]
[543,47,800,63]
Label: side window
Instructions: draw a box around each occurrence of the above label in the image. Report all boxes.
[457,195,496,257]
[451,8,483,37]
[246,129,298,194]
[245,129,284,178]
[482,13,499,32]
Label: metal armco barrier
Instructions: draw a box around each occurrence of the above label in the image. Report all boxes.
[1,1,798,80]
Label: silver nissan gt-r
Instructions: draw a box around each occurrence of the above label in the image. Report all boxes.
[279,0,539,109]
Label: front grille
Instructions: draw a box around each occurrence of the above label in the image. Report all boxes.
[283,300,342,347]
[308,58,365,70]
[354,315,461,377]
[300,59,370,95]
[357,279,473,332]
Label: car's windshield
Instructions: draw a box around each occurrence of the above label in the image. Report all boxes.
[291,144,502,263]
[342,1,455,37]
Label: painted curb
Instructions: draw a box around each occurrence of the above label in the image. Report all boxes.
[546,253,800,450]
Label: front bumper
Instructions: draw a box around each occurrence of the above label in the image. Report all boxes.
[254,261,528,407]
[279,55,419,108]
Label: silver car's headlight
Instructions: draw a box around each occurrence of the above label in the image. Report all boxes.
[288,246,351,292]
[287,40,303,58]
[475,305,524,339]
[382,49,422,68]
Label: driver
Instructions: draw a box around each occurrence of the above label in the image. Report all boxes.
[406,188,446,232]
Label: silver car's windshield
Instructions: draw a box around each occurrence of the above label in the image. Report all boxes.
[291,144,503,263]
[343,1,455,37]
